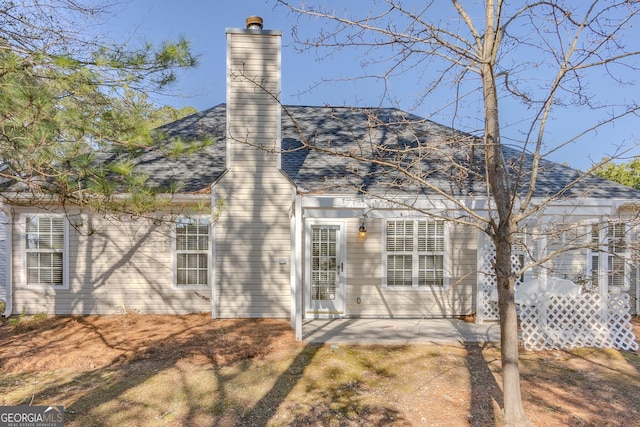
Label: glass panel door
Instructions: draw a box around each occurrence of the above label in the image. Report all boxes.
[306,222,345,316]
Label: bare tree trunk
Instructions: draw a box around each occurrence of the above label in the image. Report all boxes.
[494,231,529,425]
[484,80,530,425]
[482,4,531,421]
[483,74,532,427]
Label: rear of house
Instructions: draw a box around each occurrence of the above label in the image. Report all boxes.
[2,17,639,323]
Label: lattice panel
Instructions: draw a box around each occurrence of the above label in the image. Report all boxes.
[479,249,500,320]
[608,293,639,351]
[520,293,639,352]
[478,238,522,321]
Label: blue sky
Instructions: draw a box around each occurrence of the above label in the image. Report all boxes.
[104,1,639,171]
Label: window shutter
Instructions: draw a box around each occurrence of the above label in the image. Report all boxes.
[386,219,445,287]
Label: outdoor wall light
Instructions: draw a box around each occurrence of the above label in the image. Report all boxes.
[359,222,367,237]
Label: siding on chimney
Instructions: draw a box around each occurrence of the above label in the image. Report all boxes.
[214,26,293,318]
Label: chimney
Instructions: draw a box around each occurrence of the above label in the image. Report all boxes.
[225,16,282,170]
[215,19,291,320]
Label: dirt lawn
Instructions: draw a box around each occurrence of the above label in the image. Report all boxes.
[0,313,638,426]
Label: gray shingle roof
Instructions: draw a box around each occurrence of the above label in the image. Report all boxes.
[100,105,227,193]
[143,103,640,200]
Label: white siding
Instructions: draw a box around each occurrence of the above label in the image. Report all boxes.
[345,218,477,318]
[11,208,211,315]
[542,221,591,280]
[214,28,292,318]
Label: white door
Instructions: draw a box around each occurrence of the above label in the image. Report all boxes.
[305,221,346,317]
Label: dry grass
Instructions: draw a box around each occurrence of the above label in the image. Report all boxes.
[0,314,638,426]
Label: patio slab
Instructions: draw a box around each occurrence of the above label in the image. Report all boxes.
[303,318,501,345]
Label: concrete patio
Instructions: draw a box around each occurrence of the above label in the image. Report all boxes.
[302,318,502,345]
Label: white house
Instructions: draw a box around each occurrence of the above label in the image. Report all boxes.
[2,17,638,341]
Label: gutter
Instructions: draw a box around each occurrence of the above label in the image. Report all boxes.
[2,208,12,318]
[1,191,212,204]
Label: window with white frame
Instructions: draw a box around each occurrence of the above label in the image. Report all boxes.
[174,218,210,287]
[608,223,627,288]
[590,222,629,290]
[385,219,446,287]
[25,215,66,286]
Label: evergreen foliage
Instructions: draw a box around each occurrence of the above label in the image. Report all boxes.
[0,0,201,215]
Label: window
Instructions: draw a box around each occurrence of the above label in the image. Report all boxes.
[24,215,67,287]
[590,222,629,291]
[174,218,210,287]
[385,219,446,287]
[608,223,627,288]
[311,226,338,300]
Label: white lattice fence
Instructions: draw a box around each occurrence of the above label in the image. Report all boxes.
[519,292,639,352]
[478,237,522,321]
[477,232,637,351]
[478,249,500,320]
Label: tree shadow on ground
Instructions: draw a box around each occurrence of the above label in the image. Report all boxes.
[464,341,505,426]
[238,344,322,426]
[0,316,410,426]
[0,316,298,426]
[240,321,409,427]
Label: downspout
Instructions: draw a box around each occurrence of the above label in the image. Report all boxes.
[475,229,486,324]
[636,278,639,315]
[2,208,12,318]
[636,263,639,315]
[210,183,218,319]
[293,193,303,340]
[289,189,296,328]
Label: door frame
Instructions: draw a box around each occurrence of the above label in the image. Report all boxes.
[304,218,347,318]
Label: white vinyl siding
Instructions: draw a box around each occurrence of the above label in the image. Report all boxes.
[214,169,293,318]
[13,208,212,315]
[23,215,67,288]
[347,218,474,318]
[213,28,292,318]
[174,218,210,287]
[384,219,446,288]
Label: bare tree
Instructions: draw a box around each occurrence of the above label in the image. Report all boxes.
[275,1,640,425]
